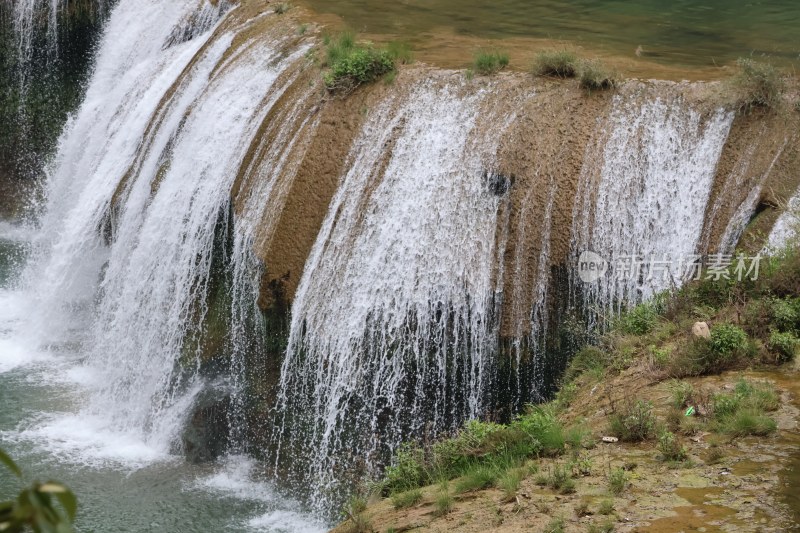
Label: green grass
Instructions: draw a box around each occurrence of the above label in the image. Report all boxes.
[390,488,422,509]
[544,516,565,533]
[768,330,798,362]
[712,379,779,437]
[454,464,499,493]
[532,49,578,78]
[536,464,576,494]
[273,2,291,14]
[578,59,617,91]
[433,482,453,517]
[657,430,688,462]
[598,499,615,515]
[667,380,695,409]
[731,58,785,112]
[608,467,629,495]
[472,49,510,76]
[497,467,524,501]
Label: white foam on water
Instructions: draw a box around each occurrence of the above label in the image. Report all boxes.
[247,511,326,533]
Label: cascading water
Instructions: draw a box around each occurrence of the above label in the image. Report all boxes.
[767,189,800,251]
[272,77,515,511]
[572,88,734,320]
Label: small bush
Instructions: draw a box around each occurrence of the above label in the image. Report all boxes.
[538,464,576,494]
[514,406,565,456]
[565,424,594,450]
[710,324,749,357]
[657,430,688,462]
[608,467,629,495]
[771,298,800,333]
[768,330,798,362]
[579,59,617,91]
[323,32,396,92]
[619,303,659,335]
[731,58,785,112]
[608,400,657,442]
[390,488,422,509]
[383,443,427,494]
[532,49,578,78]
[713,379,779,437]
[342,495,371,533]
[473,49,510,75]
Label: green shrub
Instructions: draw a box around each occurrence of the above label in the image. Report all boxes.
[768,330,798,362]
[532,49,578,78]
[513,406,565,455]
[657,430,688,462]
[274,2,291,14]
[608,467,629,495]
[390,488,422,509]
[608,400,656,442]
[578,59,617,91]
[323,32,396,92]
[565,424,594,450]
[713,379,779,437]
[710,324,749,357]
[619,303,659,335]
[383,443,427,493]
[771,298,800,333]
[731,58,785,112]
[472,49,509,75]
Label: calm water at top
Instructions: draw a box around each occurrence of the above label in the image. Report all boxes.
[301,0,800,67]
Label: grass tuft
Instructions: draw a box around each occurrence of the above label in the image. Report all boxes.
[730,58,785,112]
[532,49,578,78]
[608,467,629,495]
[578,59,617,91]
[390,488,422,509]
[473,49,510,76]
[322,32,396,93]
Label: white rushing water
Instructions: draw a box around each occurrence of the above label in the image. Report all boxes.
[2,0,324,530]
[572,90,734,317]
[273,77,514,511]
[766,189,800,252]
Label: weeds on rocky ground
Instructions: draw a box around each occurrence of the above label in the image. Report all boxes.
[730,57,785,112]
[472,49,510,75]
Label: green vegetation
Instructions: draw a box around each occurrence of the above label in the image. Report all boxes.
[608,400,657,442]
[472,49,510,76]
[578,59,617,91]
[321,32,398,92]
[607,467,629,495]
[532,49,578,78]
[544,516,565,533]
[497,468,524,501]
[433,482,453,517]
[535,464,576,494]
[341,495,371,533]
[657,430,688,462]
[273,2,291,14]
[731,58,785,112]
[712,379,779,436]
[390,488,422,509]
[0,448,77,533]
[618,302,660,335]
[598,499,615,515]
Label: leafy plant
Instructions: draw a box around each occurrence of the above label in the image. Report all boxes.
[0,448,77,533]
[657,430,688,462]
[322,32,396,92]
[619,303,659,335]
[709,324,749,357]
[768,330,798,362]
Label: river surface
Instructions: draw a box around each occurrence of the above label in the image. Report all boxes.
[0,222,325,533]
[301,0,800,67]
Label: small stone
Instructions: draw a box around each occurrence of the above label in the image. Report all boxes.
[692,321,711,339]
[602,436,619,443]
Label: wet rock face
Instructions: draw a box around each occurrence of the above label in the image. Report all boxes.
[182,389,231,464]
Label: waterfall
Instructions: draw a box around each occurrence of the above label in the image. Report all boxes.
[272,77,515,511]
[23,0,310,460]
[767,190,800,251]
[572,87,734,319]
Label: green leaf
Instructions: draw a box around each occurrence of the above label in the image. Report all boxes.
[0,449,21,478]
